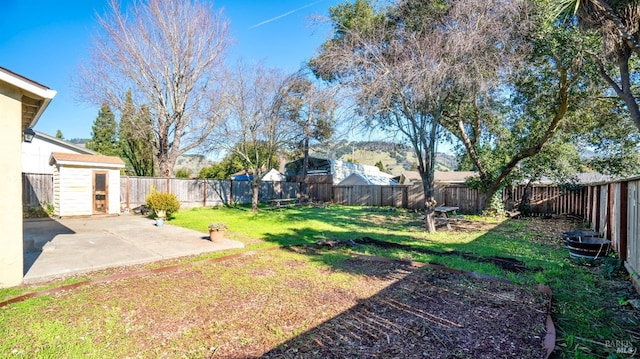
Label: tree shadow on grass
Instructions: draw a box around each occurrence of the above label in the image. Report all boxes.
[260,221,547,277]
[241,214,616,359]
[253,218,556,358]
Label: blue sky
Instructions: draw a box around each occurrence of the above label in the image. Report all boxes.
[0,0,340,139]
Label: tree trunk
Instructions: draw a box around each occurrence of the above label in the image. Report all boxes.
[480,65,572,210]
[300,89,313,203]
[301,135,310,203]
[251,177,260,212]
[423,195,437,233]
[595,46,640,131]
[518,180,533,216]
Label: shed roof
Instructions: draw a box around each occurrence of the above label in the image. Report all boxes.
[49,152,125,168]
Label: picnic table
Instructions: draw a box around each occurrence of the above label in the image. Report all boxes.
[267,198,299,208]
[434,206,460,229]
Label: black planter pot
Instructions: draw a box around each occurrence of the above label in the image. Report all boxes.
[561,231,601,248]
[561,231,601,241]
[564,236,611,259]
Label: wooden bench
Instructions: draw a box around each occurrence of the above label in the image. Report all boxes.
[435,206,460,230]
[267,198,299,208]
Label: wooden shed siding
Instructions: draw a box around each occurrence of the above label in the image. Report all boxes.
[59,166,92,216]
[52,166,60,215]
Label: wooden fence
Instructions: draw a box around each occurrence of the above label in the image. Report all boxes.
[580,179,640,292]
[21,173,640,291]
[120,177,304,208]
[22,173,53,208]
[21,174,592,214]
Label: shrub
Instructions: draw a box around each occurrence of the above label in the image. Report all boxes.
[207,222,228,231]
[145,191,180,217]
[175,168,191,178]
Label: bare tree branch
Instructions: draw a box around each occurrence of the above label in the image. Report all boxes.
[75,0,231,176]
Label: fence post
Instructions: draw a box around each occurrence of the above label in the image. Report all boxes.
[203,178,207,207]
[607,183,614,241]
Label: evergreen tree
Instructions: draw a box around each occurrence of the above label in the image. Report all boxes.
[55,130,63,139]
[86,103,119,156]
[119,90,156,176]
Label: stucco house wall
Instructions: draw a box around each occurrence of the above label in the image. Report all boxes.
[0,66,56,288]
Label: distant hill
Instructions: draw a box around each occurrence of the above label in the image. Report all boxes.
[309,140,459,176]
[173,154,213,176]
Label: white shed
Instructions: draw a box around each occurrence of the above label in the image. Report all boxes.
[49,152,125,217]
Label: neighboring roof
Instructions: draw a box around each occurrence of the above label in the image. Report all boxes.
[338,172,398,186]
[284,157,394,185]
[434,171,478,183]
[231,169,253,181]
[532,172,616,185]
[230,169,286,181]
[49,152,125,168]
[400,171,478,184]
[0,66,57,130]
[34,131,96,155]
[262,168,286,182]
[400,171,422,184]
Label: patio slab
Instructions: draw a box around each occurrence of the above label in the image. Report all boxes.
[23,214,244,284]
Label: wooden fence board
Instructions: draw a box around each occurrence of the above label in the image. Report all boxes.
[627,180,640,293]
[22,173,53,207]
[610,184,620,254]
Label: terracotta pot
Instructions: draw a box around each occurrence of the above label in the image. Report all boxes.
[209,230,225,242]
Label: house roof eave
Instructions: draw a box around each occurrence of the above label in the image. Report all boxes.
[0,66,57,130]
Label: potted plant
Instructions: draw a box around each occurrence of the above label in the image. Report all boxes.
[145,190,180,227]
[208,222,228,241]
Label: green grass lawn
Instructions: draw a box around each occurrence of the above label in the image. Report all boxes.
[1,205,637,358]
[171,205,640,358]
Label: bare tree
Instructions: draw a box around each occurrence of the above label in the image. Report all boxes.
[212,61,296,212]
[76,0,231,177]
[312,0,530,232]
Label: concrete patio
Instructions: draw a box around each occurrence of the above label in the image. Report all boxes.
[23,214,244,284]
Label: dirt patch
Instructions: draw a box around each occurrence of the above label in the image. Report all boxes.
[264,261,549,359]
